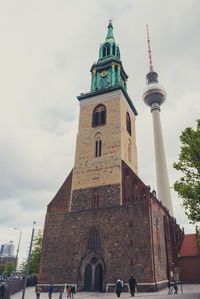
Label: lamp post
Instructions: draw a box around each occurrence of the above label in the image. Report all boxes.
[22,221,36,299]
[13,228,22,272]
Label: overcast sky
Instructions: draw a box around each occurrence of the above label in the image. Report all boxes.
[0,0,199,265]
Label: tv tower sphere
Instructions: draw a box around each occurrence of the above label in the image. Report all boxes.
[143,80,166,107]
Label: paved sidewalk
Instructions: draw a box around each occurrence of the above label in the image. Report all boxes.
[11,285,200,299]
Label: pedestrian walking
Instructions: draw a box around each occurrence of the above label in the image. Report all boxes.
[129,275,137,296]
[67,286,71,298]
[0,282,5,299]
[71,286,75,299]
[35,286,41,299]
[59,286,63,299]
[174,281,178,294]
[48,284,54,299]
[115,279,123,298]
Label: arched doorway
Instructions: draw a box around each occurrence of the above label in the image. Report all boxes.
[95,264,103,291]
[79,250,106,292]
[84,264,92,291]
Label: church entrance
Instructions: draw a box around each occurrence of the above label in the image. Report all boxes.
[84,264,92,291]
[79,251,106,292]
[95,264,103,291]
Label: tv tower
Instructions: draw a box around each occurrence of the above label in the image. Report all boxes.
[143,25,174,215]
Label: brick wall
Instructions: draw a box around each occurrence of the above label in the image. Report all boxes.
[39,203,153,291]
[179,256,200,283]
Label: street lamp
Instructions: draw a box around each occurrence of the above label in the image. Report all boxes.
[22,221,36,299]
[13,228,22,272]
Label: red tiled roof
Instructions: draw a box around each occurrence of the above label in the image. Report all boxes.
[180,234,200,257]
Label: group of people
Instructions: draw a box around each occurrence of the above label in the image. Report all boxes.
[35,278,178,298]
[115,276,137,297]
[35,284,76,299]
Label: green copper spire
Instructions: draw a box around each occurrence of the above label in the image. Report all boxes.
[106,21,114,40]
[77,23,138,117]
[89,23,128,93]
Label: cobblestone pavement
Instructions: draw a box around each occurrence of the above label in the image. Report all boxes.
[11,285,200,299]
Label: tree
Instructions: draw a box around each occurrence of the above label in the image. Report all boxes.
[173,119,200,224]
[4,262,14,276]
[0,264,5,275]
[21,229,43,275]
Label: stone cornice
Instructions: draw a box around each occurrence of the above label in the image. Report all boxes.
[77,86,138,117]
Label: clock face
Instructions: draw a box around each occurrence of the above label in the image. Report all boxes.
[100,70,108,77]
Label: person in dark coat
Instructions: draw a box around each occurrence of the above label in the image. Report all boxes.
[0,282,6,299]
[48,284,54,299]
[174,281,178,294]
[115,279,122,298]
[129,276,137,296]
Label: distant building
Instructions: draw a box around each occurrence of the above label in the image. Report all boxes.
[0,256,16,265]
[0,241,15,257]
[179,234,200,283]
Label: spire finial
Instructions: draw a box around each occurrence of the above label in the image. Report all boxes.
[106,20,114,40]
[146,24,153,72]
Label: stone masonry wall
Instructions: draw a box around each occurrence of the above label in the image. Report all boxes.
[39,202,153,290]
[71,183,120,211]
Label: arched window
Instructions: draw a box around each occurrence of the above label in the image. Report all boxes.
[128,139,131,162]
[132,179,138,202]
[102,44,111,57]
[88,232,100,248]
[94,133,102,158]
[124,168,130,203]
[126,112,131,135]
[112,44,115,56]
[117,47,120,58]
[103,47,106,57]
[107,46,110,56]
[91,189,100,208]
[92,105,106,127]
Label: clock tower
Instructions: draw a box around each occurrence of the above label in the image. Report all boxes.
[39,22,184,293]
[70,21,138,211]
[90,22,128,91]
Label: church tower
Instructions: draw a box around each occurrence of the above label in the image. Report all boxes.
[70,22,138,211]
[39,23,184,293]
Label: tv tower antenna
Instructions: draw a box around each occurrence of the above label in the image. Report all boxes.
[146,24,153,72]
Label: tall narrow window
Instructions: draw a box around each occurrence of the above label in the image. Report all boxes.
[95,133,103,158]
[112,44,116,55]
[124,168,130,203]
[91,190,100,208]
[128,139,131,162]
[95,140,102,157]
[102,43,110,57]
[156,220,161,262]
[117,47,120,58]
[132,179,138,202]
[107,46,110,56]
[88,232,100,248]
[92,105,106,127]
[103,47,106,57]
[126,112,131,135]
